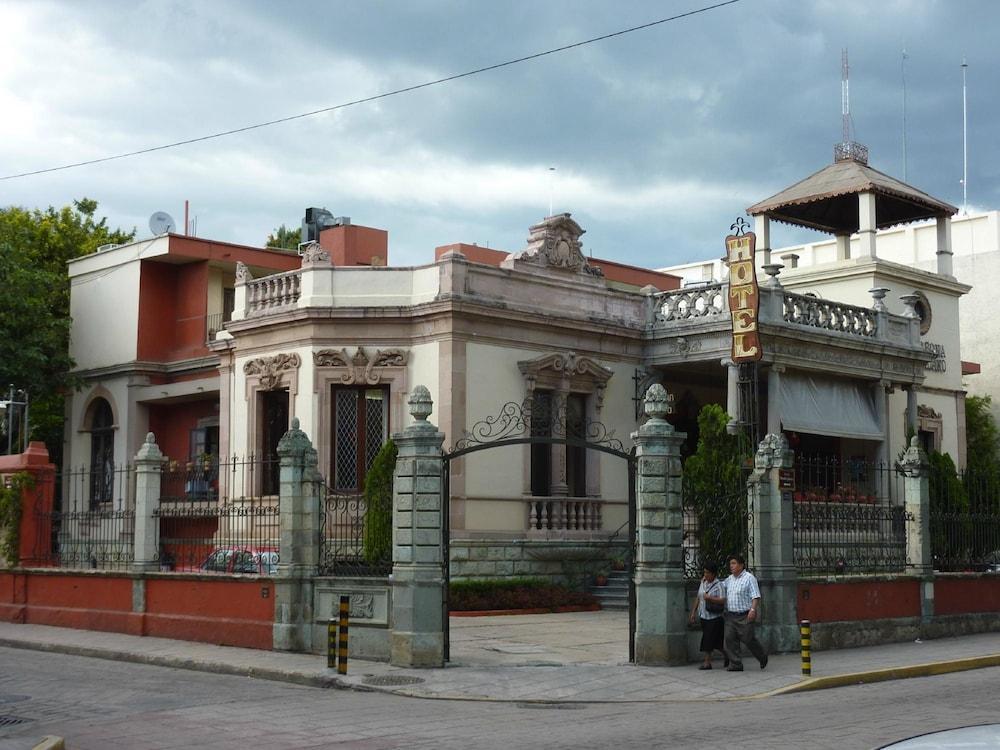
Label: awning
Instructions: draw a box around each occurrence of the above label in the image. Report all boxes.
[778,373,883,440]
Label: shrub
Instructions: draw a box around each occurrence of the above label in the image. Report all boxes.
[362,439,397,565]
[449,577,598,612]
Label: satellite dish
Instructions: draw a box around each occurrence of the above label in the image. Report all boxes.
[149,211,176,235]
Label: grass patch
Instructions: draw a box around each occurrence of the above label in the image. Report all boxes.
[450,577,598,612]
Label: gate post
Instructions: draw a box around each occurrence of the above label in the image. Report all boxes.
[749,433,799,652]
[899,436,933,620]
[132,433,163,572]
[273,418,320,652]
[631,384,688,665]
[390,386,446,668]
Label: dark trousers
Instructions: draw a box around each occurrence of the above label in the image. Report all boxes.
[724,611,766,668]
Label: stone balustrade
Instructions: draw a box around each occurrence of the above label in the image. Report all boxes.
[782,291,877,338]
[527,498,603,532]
[653,283,726,324]
[246,270,302,315]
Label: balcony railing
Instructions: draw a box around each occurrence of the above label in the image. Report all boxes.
[246,270,301,315]
[782,291,877,338]
[205,312,224,342]
[653,283,726,324]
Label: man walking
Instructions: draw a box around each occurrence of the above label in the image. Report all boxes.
[722,554,767,671]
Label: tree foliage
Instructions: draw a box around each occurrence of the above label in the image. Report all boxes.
[265,224,301,251]
[362,439,397,565]
[682,404,747,569]
[964,395,1000,509]
[0,199,134,459]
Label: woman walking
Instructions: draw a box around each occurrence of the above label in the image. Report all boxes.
[688,561,727,669]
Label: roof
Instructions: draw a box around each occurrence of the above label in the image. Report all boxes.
[746,157,958,234]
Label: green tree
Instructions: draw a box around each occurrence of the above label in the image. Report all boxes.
[362,439,396,566]
[682,404,747,569]
[964,395,1000,512]
[265,224,301,250]
[0,199,134,459]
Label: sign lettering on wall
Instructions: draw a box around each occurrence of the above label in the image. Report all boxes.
[726,230,763,362]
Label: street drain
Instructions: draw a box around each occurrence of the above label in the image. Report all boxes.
[515,702,586,710]
[0,715,31,728]
[362,675,426,686]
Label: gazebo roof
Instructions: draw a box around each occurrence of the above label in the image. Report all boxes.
[746,156,957,234]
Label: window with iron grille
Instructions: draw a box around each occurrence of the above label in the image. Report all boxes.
[530,390,587,498]
[89,398,114,509]
[332,386,389,491]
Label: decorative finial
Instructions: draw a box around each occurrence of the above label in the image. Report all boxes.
[291,417,300,430]
[408,385,433,423]
[643,383,672,421]
[730,217,750,236]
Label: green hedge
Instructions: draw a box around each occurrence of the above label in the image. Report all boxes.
[450,577,597,612]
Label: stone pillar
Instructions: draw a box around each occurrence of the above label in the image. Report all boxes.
[858,191,878,259]
[766,365,783,435]
[835,234,851,261]
[550,385,569,497]
[875,381,890,470]
[132,433,163,572]
[905,386,918,436]
[231,261,251,322]
[631,384,687,665]
[748,434,798,652]
[273,418,321,652]
[390,386,446,668]
[0,442,56,567]
[723,358,739,433]
[297,243,334,307]
[899,436,934,619]
[936,216,954,277]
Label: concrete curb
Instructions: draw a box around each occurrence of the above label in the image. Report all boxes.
[31,737,65,750]
[765,654,1000,696]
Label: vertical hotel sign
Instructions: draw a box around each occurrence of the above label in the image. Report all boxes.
[726,228,763,362]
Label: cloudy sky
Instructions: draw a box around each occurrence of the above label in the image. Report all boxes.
[1,0,996,268]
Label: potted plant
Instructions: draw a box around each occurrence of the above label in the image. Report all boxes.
[610,557,626,572]
[594,572,609,587]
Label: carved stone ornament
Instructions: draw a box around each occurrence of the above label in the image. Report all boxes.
[313,346,409,385]
[504,213,602,276]
[298,241,331,265]
[917,404,942,420]
[340,592,375,619]
[518,351,613,409]
[235,261,252,283]
[243,352,301,391]
[754,433,792,472]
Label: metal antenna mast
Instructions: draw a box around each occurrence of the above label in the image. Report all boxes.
[962,58,968,214]
[901,49,908,181]
[842,48,851,144]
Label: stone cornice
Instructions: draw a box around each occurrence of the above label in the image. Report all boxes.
[781,257,971,297]
[74,356,219,381]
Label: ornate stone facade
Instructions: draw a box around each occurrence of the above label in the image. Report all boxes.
[243,353,301,390]
[313,347,409,385]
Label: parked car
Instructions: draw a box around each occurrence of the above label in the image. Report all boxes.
[200,546,279,575]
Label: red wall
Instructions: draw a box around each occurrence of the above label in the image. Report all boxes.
[0,571,274,650]
[137,262,184,361]
[797,579,921,622]
[148,400,218,463]
[934,576,1000,615]
[319,224,388,266]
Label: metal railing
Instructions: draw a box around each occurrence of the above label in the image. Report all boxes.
[205,312,224,342]
[792,456,908,575]
[33,464,137,570]
[930,466,1000,572]
[155,456,281,573]
[318,486,391,576]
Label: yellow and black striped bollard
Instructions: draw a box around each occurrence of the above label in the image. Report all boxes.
[800,619,811,676]
[337,595,350,675]
[327,617,337,669]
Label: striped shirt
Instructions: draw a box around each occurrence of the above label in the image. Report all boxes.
[723,569,761,613]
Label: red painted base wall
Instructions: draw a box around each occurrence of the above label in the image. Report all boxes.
[797,578,922,623]
[0,571,273,650]
[935,576,1000,615]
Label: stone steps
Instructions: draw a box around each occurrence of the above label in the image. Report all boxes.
[590,569,630,611]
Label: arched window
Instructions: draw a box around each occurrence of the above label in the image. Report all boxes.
[89,398,115,509]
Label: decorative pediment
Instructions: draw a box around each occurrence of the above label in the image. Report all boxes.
[314,346,408,385]
[917,404,942,420]
[518,351,614,409]
[243,352,301,390]
[502,213,602,277]
[298,241,331,266]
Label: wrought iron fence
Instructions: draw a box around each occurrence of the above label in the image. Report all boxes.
[682,471,751,580]
[154,457,281,573]
[34,464,136,570]
[318,485,391,576]
[792,456,909,575]
[930,466,1000,572]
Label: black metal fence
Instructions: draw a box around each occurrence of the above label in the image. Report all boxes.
[930,464,1000,572]
[154,457,281,573]
[318,485,391,576]
[792,456,909,575]
[34,464,136,570]
[681,471,751,580]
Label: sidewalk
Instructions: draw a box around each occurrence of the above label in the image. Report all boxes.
[2,611,999,703]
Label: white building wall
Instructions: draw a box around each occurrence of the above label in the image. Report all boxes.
[69,262,141,370]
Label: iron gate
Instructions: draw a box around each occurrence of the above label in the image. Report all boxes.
[440,401,637,662]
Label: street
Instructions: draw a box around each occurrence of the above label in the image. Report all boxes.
[1,647,998,749]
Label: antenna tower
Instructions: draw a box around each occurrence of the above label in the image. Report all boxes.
[834,48,868,164]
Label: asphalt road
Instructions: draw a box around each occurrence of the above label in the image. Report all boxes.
[1,647,998,750]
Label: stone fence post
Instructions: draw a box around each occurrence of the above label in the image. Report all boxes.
[748,434,798,652]
[390,386,446,667]
[0,442,56,567]
[273,418,322,652]
[132,433,163,572]
[899,436,933,619]
[631,384,687,665]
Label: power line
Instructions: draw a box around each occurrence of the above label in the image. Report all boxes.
[2,0,742,181]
